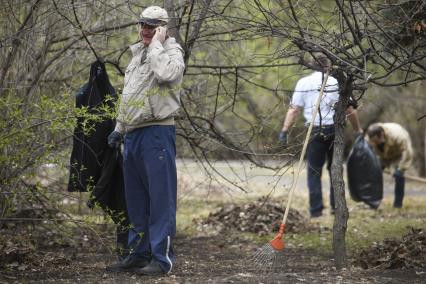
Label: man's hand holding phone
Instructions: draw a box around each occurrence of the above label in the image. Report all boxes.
[152,26,167,44]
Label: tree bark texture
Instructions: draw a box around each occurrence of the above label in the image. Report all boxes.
[424,127,426,177]
[164,0,183,45]
[331,72,352,269]
[164,0,212,65]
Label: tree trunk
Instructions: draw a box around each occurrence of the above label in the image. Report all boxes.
[331,72,352,269]
[417,81,426,177]
[424,128,426,177]
[163,0,183,45]
[0,191,5,227]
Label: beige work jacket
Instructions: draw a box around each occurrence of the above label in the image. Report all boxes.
[115,37,185,134]
[367,122,413,171]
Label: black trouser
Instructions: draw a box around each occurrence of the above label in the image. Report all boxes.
[306,125,335,215]
[394,174,405,208]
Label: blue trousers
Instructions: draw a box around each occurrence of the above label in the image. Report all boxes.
[123,125,177,273]
[306,126,335,215]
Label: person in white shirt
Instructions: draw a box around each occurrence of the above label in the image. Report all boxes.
[279,57,362,217]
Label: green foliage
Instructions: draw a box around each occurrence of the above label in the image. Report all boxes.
[0,92,72,180]
[0,0,135,216]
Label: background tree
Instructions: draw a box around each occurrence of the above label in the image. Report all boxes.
[228,0,425,268]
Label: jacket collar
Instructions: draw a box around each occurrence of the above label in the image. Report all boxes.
[130,42,144,57]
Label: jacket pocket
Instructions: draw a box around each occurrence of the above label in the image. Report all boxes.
[128,64,152,91]
[149,87,181,119]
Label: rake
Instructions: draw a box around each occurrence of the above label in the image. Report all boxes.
[252,70,330,269]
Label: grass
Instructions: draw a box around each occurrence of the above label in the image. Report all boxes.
[177,198,224,235]
[30,160,426,259]
[176,189,426,257]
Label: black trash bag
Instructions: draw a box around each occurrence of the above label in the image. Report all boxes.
[347,136,383,209]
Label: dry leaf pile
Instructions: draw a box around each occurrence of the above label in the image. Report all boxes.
[355,228,426,269]
[196,197,311,236]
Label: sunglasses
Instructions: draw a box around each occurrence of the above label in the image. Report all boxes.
[139,23,168,31]
[138,18,167,29]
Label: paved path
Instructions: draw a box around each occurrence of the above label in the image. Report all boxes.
[176,159,426,206]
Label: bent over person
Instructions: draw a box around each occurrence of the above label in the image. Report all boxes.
[278,57,363,218]
[366,122,413,208]
[106,6,185,276]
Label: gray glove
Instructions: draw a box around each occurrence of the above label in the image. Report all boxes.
[278,131,288,145]
[107,131,123,148]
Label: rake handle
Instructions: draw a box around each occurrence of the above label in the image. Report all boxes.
[281,70,330,225]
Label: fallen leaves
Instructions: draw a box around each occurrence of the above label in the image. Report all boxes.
[195,197,311,236]
[355,228,426,269]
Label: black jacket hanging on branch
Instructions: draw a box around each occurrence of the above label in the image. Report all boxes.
[67,60,127,223]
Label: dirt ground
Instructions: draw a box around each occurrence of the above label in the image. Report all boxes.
[1,231,424,284]
[1,208,425,284]
[1,162,425,283]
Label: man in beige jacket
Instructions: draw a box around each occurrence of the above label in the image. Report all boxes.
[366,122,413,208]
[106,6,185,276]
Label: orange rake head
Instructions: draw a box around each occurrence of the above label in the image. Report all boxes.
[252,223,286,268]
[269,223,285,251]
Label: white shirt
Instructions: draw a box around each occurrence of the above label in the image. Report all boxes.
[291,71,339,126]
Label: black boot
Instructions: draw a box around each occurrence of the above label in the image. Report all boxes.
[106,254,150,272]
[135,259,167,276]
